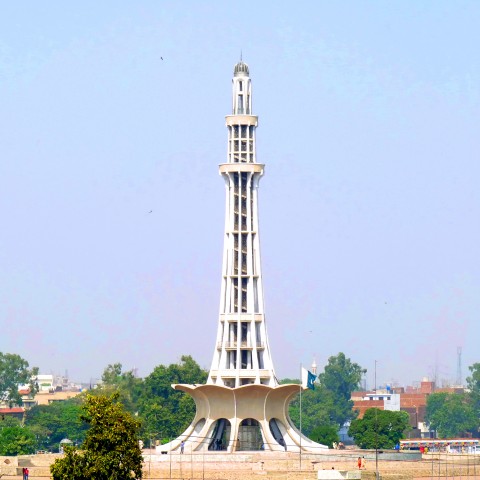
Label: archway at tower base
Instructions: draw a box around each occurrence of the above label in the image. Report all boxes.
[208,418,230,451]
[237,418,262,451]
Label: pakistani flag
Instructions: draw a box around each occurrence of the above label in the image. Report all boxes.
[301,367,317,390]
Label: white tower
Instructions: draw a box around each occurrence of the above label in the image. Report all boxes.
[161,61,328,454]
[208,60,276,388]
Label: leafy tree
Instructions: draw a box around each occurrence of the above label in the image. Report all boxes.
[467,363,480,392]
[101,363,124,385]
[25,398,88,451]
[50,393,143,480]
[348,408,410,449]
[286,353,365,438]
[425,392,478,438]
[0,352,39,407]
[0,415,22,427]
[94,363,143,413]
[288,386,338,436]
[318,353,366,426]
[0,424,36,455]
[137,355,208,442]
[467,363,480,416]
[309,425,339,448]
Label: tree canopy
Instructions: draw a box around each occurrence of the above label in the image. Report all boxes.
[25,398,88,451]
[288,387,332,436]
[137,355,208,442]
[317,352,365,426]
[288,353,365,437]
[348,408,410,449]
[0,417,36,456]
[467,363,480,417]
[467,363,480,393]
[50,393,143,480]
[309,425,339,448]
[0,352,38,407]
[94,363,143,413]
[425,392,478,438]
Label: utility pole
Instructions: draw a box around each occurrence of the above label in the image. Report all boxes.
[375,360,379,480]
[456,346,462,386]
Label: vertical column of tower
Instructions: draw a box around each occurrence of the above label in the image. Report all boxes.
[208,61,277,388]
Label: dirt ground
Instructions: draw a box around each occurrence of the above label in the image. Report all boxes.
[2,451,480,479]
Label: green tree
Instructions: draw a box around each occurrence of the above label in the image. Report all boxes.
[425,392,478,438]
[467,363,480,392]
[0,424,36,455]
[0,415,22,427]
[0,352,39,407]
[309,425,339,448]
[288,386,337,436]
[348,408,410,449]
[95,363,143,413]
[137,356,208,442]
[50,393,143,480]
[318,353,366,426]
[101,363,124,385]
[467,363,480,417]
[286,353,365,439]
[25,398,88,451]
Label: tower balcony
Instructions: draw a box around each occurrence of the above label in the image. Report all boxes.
[219,163,264,174]
[225,114,258,127]
[217,341,265,350]
[223,274,259,279]
[228,229,257,234]
[220,313,264,322]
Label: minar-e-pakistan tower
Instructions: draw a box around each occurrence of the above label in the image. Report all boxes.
[159,61,327,453]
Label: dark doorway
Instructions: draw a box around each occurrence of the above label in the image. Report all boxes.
[237,418,263,451]
[208,418,231,451]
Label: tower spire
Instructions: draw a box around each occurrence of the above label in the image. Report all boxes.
[208,60,276,388]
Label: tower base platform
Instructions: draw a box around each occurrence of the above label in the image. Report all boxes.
[156,383,327,454]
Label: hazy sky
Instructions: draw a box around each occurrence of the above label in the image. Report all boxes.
[1,1,479,388]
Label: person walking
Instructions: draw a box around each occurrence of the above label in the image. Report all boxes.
[25,467,29,480]
[180,440,185,454]
[357,457,362,470]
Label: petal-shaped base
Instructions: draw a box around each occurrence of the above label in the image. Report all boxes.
[156,384,328,453]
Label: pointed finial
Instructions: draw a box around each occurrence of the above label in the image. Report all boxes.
[240,50,243,62]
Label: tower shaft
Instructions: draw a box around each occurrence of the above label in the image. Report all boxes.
[208,62,276,388]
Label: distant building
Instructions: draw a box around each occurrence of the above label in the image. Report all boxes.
[22,390,82,409]
[36,374,54,392]
[351,378,466,439]
[19,372,83,410]
[0,407,24,420]
[351,390,401,416]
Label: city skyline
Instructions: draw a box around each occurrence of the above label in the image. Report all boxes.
[1,2,479,388]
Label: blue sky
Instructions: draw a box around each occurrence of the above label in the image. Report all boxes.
[1,1,479,388]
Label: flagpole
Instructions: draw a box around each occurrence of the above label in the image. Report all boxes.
[299,363,302,470]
